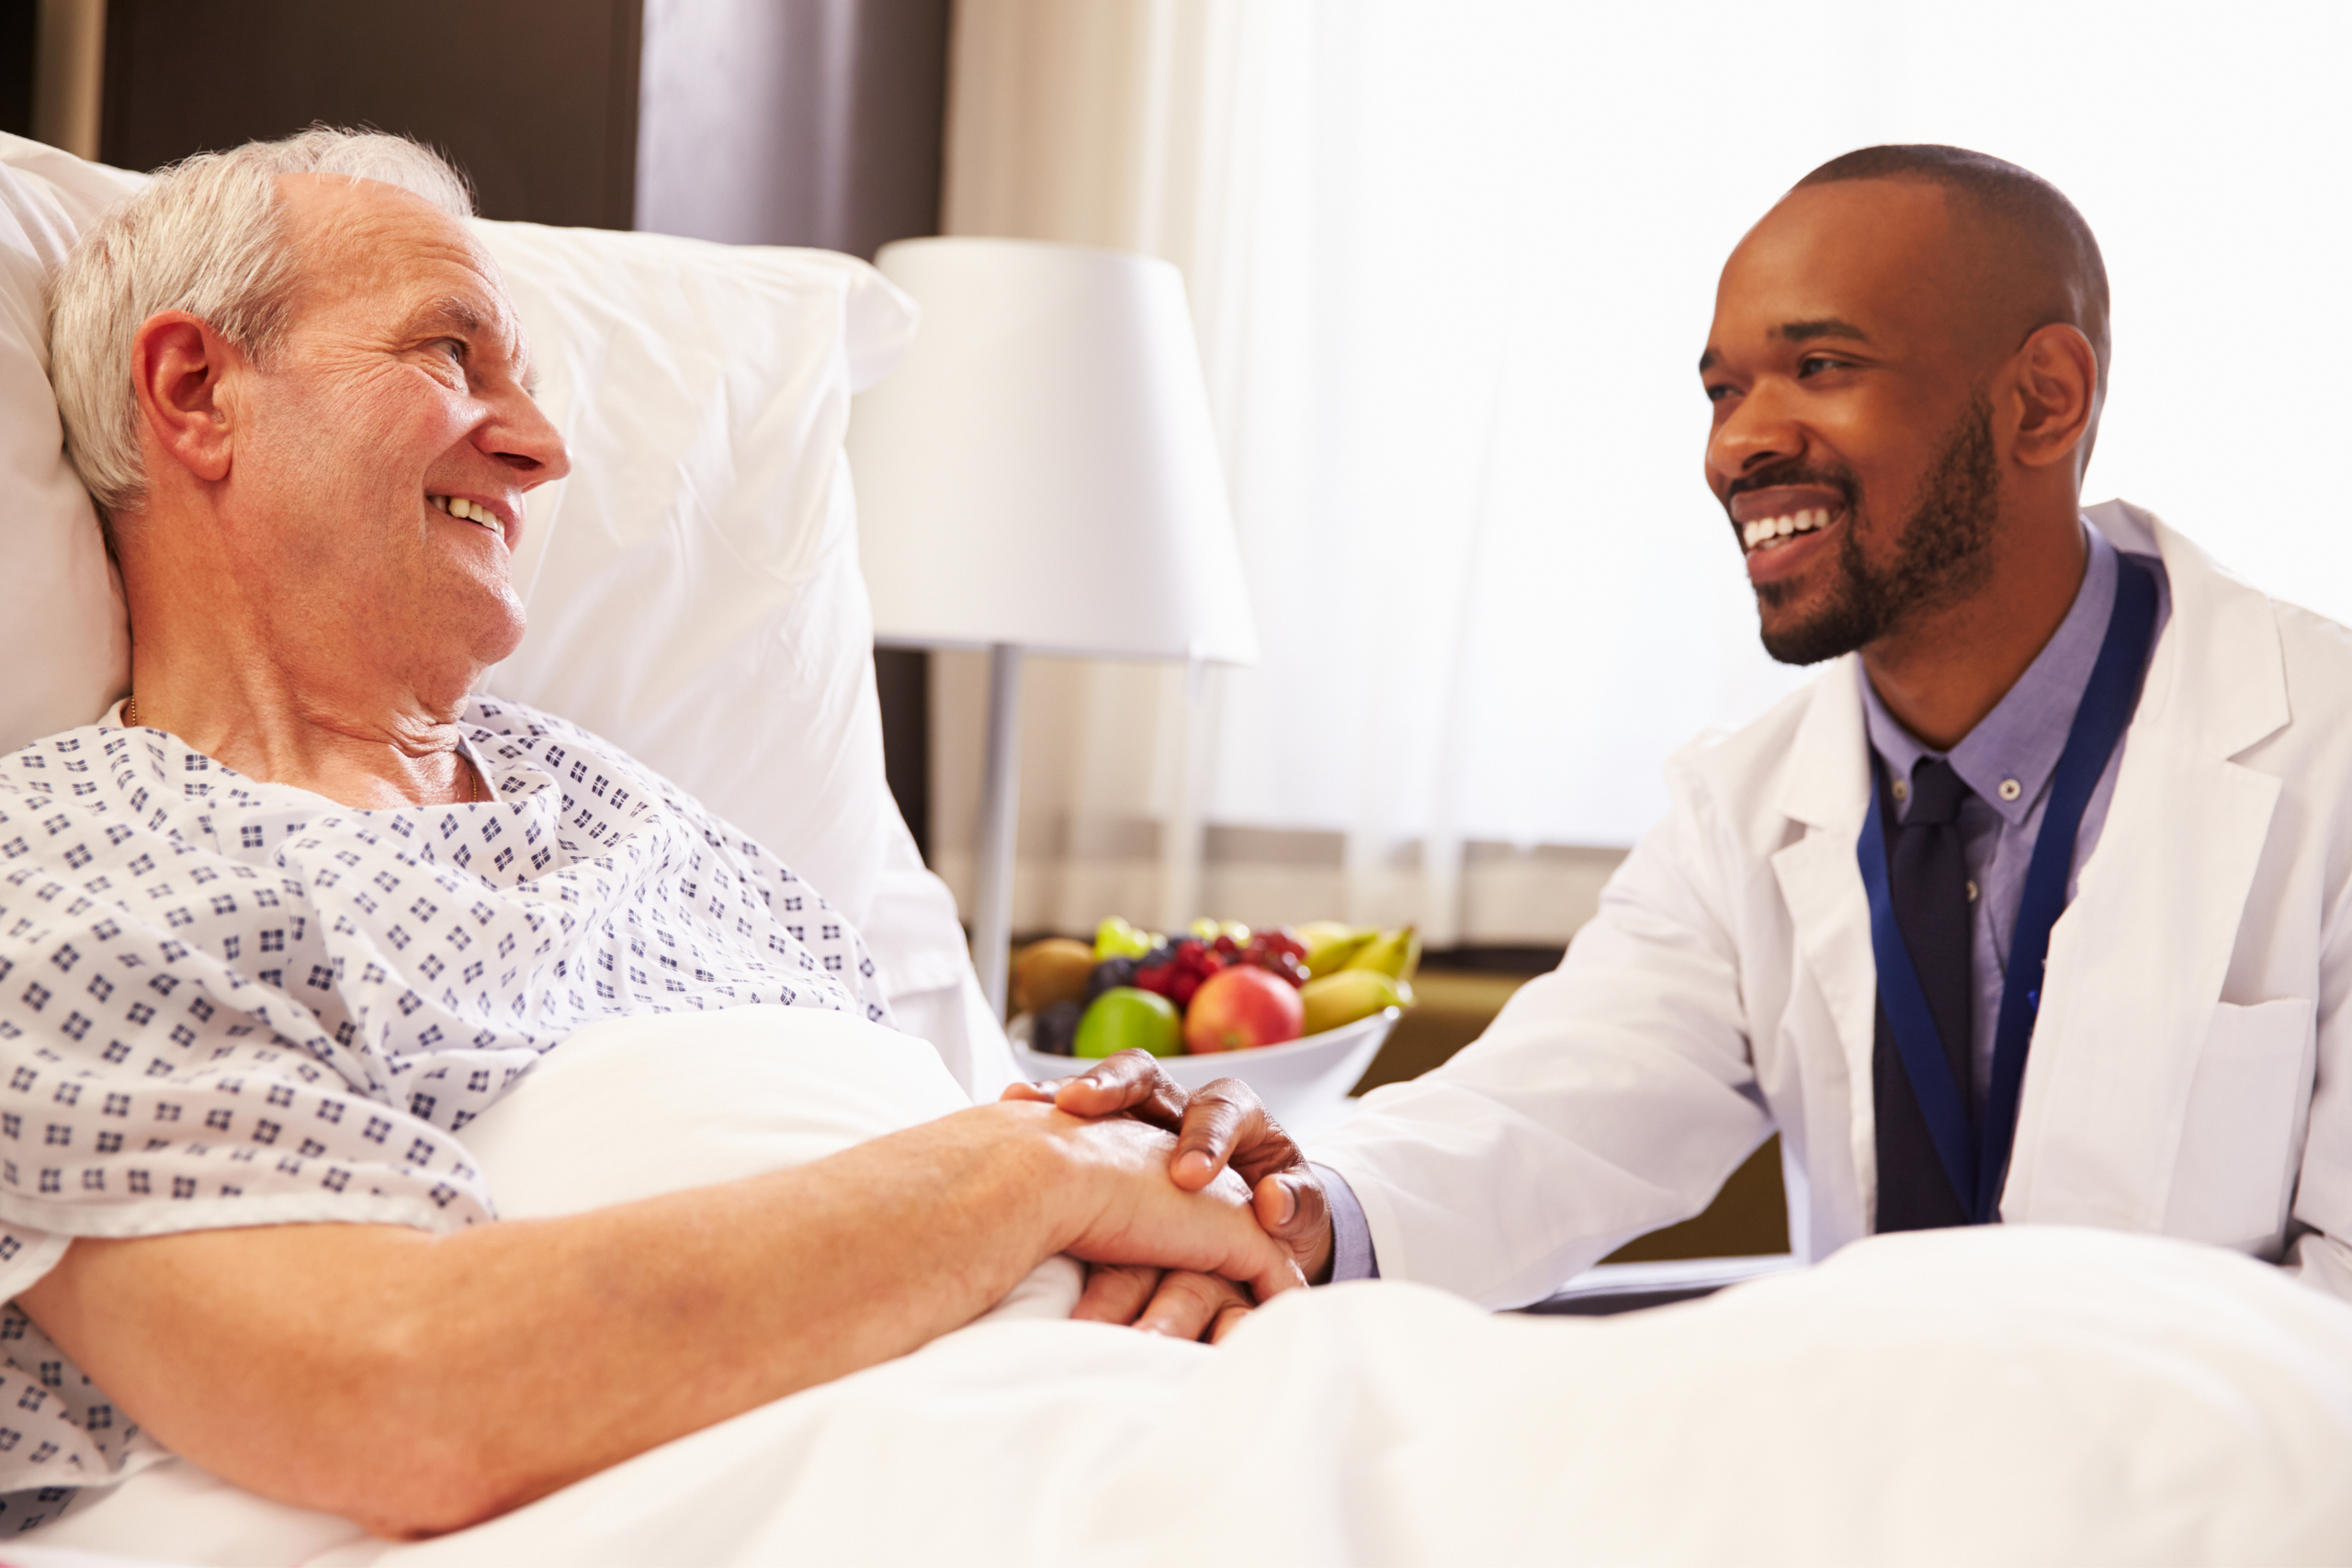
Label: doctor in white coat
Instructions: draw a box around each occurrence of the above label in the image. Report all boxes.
[1030,143,2352,1329]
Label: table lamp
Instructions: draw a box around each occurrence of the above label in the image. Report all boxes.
[849,236,1259,1021]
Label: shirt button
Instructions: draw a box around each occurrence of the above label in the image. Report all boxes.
[1966,879,1979,902]
[1893,779,1909,803]
[1998,778,2022,802]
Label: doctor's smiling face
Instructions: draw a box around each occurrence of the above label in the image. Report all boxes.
[1699,153,2109,753]
[1701,178,2007,667]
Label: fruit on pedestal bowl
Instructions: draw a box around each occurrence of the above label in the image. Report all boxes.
[1012,938,1098,1017]
[1239,929,1310,987]
[1299,968,1408,1037]
[1183,965,1306,1055]
[1075,987,1183,1058]
[1134,936,1230,1010]
[1299,921,1376,977]
[1031,998,1085,1055]
[1083,955,1140,1005]
[1093,918,1159,962]
[1349,925,1420,983]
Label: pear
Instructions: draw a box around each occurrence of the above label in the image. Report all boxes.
[1300,968,1407,1036]
[1347,925,1421,982]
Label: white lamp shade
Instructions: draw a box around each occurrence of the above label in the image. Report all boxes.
[849,237,1259,664]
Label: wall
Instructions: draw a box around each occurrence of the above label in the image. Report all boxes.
[96,0,642,228]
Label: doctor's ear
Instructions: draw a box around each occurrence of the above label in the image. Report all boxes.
[2006,321,2098,473]
[130,311,245,485]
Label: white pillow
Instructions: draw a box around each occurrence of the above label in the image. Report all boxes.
[0,137,1011,1097]
[0,133,135,751]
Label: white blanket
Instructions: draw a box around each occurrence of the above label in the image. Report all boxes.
[28,1010,2352,1566]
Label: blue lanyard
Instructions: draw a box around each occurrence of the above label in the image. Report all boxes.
[1856,555,2158,1224]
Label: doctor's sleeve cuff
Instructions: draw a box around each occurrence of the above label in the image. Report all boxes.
[1313,1162,1380,1281]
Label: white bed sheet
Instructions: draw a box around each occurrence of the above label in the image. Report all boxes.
[24,1012,2352,1567]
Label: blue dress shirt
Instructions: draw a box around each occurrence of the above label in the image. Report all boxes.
[1859,523,2171,1106]
[1322,519,2171,1283]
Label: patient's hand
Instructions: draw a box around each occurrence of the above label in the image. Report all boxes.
[1073,1263,1253,1343]
[1005,1052,1335,1291]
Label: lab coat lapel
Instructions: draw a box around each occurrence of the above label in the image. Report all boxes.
[1768,664,1880,1224]
[2001,504,2288,1228]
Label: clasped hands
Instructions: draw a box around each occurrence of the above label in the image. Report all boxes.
[1002,1048,1336,1343]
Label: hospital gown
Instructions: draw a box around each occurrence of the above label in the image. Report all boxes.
[0,697,893,1526]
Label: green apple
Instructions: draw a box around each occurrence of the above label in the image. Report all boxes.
[1074,987,1183,1057]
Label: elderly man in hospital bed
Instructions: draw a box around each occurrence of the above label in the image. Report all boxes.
[0,130,1298,1540]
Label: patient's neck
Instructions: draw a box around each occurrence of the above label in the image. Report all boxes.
[113,522,488,813]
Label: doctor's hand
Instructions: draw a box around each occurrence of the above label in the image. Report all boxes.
[1004,1050,1336,1286]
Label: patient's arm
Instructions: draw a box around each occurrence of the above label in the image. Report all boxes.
[17,1101,1295,1540]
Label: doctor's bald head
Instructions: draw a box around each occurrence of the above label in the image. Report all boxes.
[1795,144,2111,448]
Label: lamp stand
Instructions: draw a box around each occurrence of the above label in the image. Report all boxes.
[971,642,1023,1021]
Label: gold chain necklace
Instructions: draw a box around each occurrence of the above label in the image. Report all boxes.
[122,695,484,803]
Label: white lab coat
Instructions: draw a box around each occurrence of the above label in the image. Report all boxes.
[1313,502,2352,1307]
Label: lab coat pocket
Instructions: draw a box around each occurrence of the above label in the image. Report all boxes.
[2164,997,2313,1247]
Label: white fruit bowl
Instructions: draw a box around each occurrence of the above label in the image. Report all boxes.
[1009,1007,1400,1134]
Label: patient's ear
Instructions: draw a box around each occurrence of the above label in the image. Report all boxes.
[131,311,242,484]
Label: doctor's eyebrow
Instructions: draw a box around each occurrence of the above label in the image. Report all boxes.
[1776,318,1871,345]
[1697,318,1874,376]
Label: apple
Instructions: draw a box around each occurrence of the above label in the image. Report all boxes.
[1182,965,1305,1054]
[1075,987,1183,1058]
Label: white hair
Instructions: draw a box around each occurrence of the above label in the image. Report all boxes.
[47,126,475,521]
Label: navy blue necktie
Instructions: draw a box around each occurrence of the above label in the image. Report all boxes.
[1872,757,1976,1231]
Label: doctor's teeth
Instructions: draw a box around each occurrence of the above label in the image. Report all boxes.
[1741,508,1832,550]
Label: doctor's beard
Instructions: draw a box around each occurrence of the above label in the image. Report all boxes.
[1754,393,2000,667]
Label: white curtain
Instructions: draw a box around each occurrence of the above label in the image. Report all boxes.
[928,0,2352,946]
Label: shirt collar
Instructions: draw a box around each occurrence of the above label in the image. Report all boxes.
[1860,519,2118,828]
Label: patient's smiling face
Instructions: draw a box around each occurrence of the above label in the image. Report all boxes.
[224,175,569,694]
[1699,181,2006,666]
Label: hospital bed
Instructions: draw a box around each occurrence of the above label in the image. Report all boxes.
[3,135,2349,1567]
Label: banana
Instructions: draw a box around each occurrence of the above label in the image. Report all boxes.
[1300,969,1406,1035]
[1303,924,1376,978]
[1347,925,1420,982]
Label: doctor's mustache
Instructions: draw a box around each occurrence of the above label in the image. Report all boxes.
[1722,461,1861,516]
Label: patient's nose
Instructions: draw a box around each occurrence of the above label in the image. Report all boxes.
[487,389,571,486]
